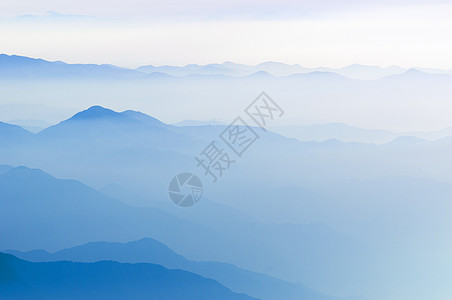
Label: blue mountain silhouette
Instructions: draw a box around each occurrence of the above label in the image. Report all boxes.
[0,165,358,300]
[6,238,339,300]
[38,105,199,153]
[0,121,33,144]
[0,106,380,297]
[0,54,144,79]
[0,252,257,300]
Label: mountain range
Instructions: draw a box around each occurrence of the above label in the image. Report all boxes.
[2,53,452,80]
[270,123,452,144]
[1,105,452,300]
[2,54,452,136]
[5,238,339,300]
[0,252,256,300]
[0,162,365,298]
[6,113,452,145]
[0,54,144,79]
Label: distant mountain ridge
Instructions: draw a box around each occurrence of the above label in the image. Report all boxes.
[0,54,145,79]
[270,122,452,144]
[136,61,409,79]
[2,53,452,80]
[6,106,452,145]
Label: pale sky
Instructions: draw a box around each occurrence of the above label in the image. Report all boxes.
[1,0,452,69]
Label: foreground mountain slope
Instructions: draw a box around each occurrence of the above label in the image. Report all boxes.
[0,166,231,252]
[0,165,360,299]
[0,252,257,300]
[6,238,339,300]
[0,121,33,145]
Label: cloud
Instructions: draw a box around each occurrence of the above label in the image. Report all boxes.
[12,11,93,22]
[1,2,452,70]
[1,0,451,20]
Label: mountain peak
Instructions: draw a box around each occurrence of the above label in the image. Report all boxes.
[258,61,288,67]
[382,68,450,80]
[405,68,426,75]
[38,106,172,138]
[86,105,112,112]
[1,166,55,182]
[247,71,273,78]
[69,106,123,121]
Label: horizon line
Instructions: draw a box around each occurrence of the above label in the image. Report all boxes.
[2,53,451,71]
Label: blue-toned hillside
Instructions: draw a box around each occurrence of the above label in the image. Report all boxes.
[0,252,257,300]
